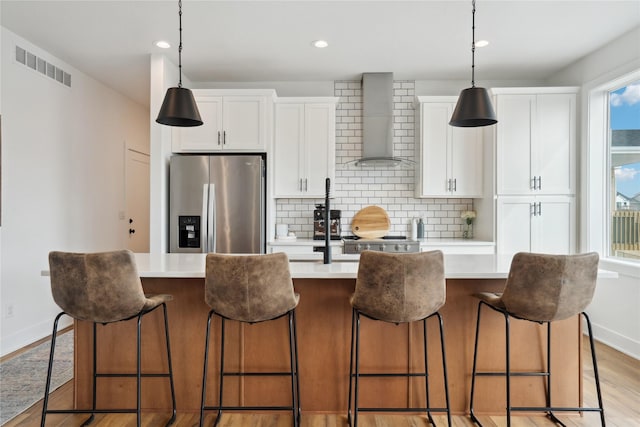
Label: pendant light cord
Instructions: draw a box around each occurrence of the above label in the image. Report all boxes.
[471,0,476,88]
[178,0,183,88]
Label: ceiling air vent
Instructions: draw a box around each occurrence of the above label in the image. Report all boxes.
[15,45,71,88]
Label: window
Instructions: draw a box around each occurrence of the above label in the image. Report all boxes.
[609,81,640,261]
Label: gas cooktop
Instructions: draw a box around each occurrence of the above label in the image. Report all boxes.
[342,235,419,254]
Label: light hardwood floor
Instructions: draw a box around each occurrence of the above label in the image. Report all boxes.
[5,341,639,427]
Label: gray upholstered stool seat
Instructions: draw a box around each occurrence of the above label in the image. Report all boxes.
[469,251,605,427]
[200,252,300,427]
[42,250,176,427]
[348,250,451,427]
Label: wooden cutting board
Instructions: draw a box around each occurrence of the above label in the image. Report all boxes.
[351,206,390,239]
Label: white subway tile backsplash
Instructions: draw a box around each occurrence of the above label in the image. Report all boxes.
[275,80,474,239]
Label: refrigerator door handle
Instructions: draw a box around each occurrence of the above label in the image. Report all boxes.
[208,183,216,253]
[201,184,209,252]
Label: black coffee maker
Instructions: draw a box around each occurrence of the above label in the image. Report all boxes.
[313,204,341,240]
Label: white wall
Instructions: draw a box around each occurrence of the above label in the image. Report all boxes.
[548,26,640,359]
[0,27,149,356]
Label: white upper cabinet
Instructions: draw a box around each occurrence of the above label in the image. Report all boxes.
[414,96,483,198]
[274,98,338,198]
[495,88,577,195]
[172,89,275,153]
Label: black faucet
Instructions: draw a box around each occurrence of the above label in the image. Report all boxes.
[323,177,332,264]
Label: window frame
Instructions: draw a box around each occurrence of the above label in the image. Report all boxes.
[584,68,640,277]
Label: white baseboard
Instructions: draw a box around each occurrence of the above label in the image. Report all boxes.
[590,322,640,360]
[0,316,73,358]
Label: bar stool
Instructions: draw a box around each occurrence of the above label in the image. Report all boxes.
[469,252,605,427]
[200,252,300,427]
[348,250,451,427]
[42,250,176,427]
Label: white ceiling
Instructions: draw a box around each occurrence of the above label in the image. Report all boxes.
[2,0,639,107]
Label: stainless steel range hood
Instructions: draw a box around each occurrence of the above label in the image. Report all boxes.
[346,72,414,169]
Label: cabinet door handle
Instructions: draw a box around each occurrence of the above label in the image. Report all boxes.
[447,179,451,192]
[223,130,226,145]
[299,178,302,191]
[304,178,308,192]
[531,177,536,190]
[531,203,536,216]
[537,202,542,216]
[538,176,542,191]
[217,131,221,145]
[453,178,457,192]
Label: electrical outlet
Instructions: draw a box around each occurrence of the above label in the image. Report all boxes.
[3,303,15,318]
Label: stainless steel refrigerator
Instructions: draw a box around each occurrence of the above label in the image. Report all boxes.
[169,154,265,254]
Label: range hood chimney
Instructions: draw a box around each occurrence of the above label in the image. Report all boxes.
[347,72,414,168]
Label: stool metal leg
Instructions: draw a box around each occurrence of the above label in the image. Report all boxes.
[200,310,216,427]
[469,301,483,426]
[136,315,143,427]
[435,312,452,427]
[41,312,66,427]
[584,312,606,427]
[347,309,356,426]
[423,318,435,426]
[354,310,362,427]
[215,317,227,427]
[81,322,98,426]
[504,312,511,427]
[292,309,301,425]
[287,311,300,427]
[545,322,561,425]
[161,303,177,426]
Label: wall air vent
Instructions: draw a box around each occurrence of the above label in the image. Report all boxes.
[15,45,71,88]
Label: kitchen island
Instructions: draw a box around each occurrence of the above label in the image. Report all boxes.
[70,253,609,416]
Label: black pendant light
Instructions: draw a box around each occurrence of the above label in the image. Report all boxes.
[450,0,497,127]
[156,0,203,127]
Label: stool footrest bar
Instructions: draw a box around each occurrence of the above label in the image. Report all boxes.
[511,406,603,412]
[357,407,449,413]
[222,371,294,377]
[95,373,171,378]
[202,405,294,411]
[352,372,428,378]
[45,409,138,414]
[473,371,549,377]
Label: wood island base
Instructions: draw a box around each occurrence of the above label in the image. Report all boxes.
[74,277,581,415]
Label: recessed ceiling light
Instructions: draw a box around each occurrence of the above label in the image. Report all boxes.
[312,40,329,48]
[154,40,171,49]
[474,40,489,48]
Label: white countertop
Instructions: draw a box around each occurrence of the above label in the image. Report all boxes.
[130,253,617,280]
[132,253,512,279]
[40,253,616,280]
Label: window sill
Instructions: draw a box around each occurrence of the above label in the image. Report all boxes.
[600,258,640,279]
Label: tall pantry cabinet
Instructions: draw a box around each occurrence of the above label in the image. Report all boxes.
[493,87,578,255]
